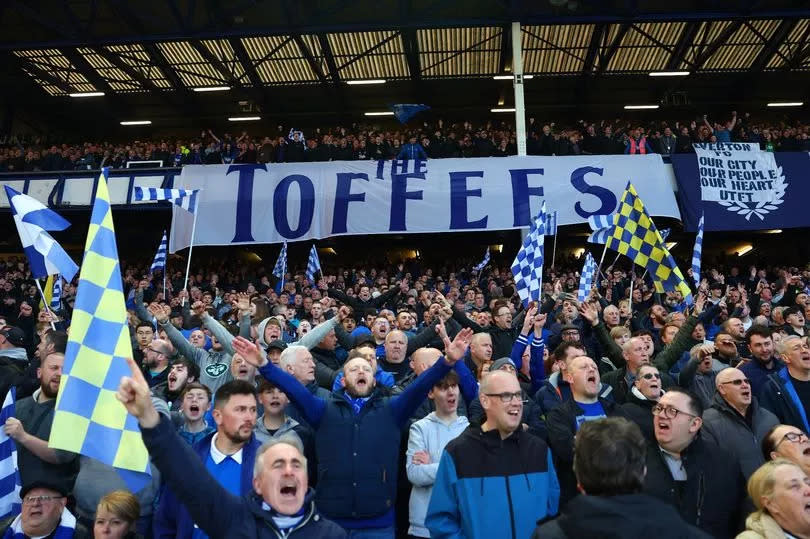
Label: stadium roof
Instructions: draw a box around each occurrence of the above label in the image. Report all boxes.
[1,0,809,135]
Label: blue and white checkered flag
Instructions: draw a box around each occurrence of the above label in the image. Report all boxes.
[51,275,62,311]
[150,231,167,275]
[691,213,704,287]
[586,213,615,244]
[473,247,490,272]
[273,242,288,293]
[0,388,21,519]
[134,187,200,214]
[306,245,321,284]
[511,203,546,307]
[544,211,558,236]
[577,252,597,303]
[660,228,671,242]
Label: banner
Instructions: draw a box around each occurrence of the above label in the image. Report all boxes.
[169,155,679,250]
[672,146,810,232]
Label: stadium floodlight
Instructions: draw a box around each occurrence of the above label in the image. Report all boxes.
[193,86,231,92]
[120,120,152,125]
[491,108,516,112]
[346,79,386,85]
[69,92,105,97]
[493,75,534,80]
[649,71,690,77]
[624,105,659,110]
[364,111,394,116]
[228,116,261,121]
[767,102,803,107]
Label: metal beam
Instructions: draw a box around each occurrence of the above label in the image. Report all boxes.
[9,54,76,94]
[666,21,700,70]
[690,20,743,70]
[142,43,186,92]
[293,35,328,84]
[60,48,118,94]
[582,23,606,74]
[317,34,341,85]
[749,19,797,71]
[189,40,240,87]
[402,29,422,81]
[596,23,631,74]
[498,24,512,74]
[230,38,264,89]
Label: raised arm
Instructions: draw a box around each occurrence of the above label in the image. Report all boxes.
[326,287,362,312]
[579,302,625,368]
[529,314,548,396]
[297,306,349,349]
[134,283,155,325]
[198,304,236,356]
[233,292,253,339]
[152,304,205,367]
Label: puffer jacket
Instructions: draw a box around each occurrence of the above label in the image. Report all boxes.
[736,512,789,539]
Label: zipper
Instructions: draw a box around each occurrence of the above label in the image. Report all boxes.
[504,476,517,539]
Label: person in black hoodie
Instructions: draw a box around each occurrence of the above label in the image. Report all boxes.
[533,417,711,538]
[621,363,664,441]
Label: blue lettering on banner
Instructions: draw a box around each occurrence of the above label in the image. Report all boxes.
[449,171,488,230]
[273,175,315,239]
[570,167,617,218]
[389,171,426,231]
[332,173,369,234]
[509,169,545,227]
[228,163,266,243]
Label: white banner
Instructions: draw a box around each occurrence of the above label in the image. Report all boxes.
[170,155,679,251]
[693,142,783,204]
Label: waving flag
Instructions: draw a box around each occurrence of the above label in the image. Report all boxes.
[544,211,558,236]
[273,242,288,293]
[4,187,78,282]
[133,187,199,214]
[50,169,151,491]
[0,388,21,519]
[473,247,491,272]
[659,228,671,242]
[306,245,321,284]
[150,231,168,275]
[577,252,597,303]
[391,104,430,124]
[691,213,705,287]
[511,202,546,307]
[587,213,615,245]
[51,275,62,311]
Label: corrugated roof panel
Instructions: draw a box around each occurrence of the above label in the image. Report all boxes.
[604,23,684,72]
[418,27,502,77]
[201,39,248,85]
[13,49,96,93]
[21,68,64,96]
[521,25,591,74]
[105,44,172,89]
[679,20,735,69]
[767,19,810,69]
[156,41,225,87]
[77,47,143,92]
[240,36,321,83]
[328,31,408,79]
[700,20,775,70]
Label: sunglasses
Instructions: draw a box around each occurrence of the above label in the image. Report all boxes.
[720,378,750,386]
[640,373,661,380]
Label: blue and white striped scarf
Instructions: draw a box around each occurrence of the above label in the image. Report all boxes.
[3,507,75,538]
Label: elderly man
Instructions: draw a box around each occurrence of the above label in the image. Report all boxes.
[1,481,76,537]
[116,357,345,537]
[465,333,492,374]
[621,363,664,440]
[759,336,810,431]
[425,370,559,539]
[701,367,778,478]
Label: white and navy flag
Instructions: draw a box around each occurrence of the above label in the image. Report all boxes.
[586,213,615,245]
[511,202,547,307]
[544,211,558,236]
[134,187,200,214]
[51,275,62,311]
[0,388,21,519]
[691,213,705,287]
[150,231,168,275]
[306,245,321,284]
[4,186,78,282]
[272,242,288,293]
[473,247,491,272]
[577,252,598,303]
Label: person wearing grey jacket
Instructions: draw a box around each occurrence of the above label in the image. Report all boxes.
[701,367,778,479]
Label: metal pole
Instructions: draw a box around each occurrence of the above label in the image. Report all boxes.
[512,21,527,157]
[34,279,56,331]
[182,210,199,306]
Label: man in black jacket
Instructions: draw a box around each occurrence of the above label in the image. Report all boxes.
[643,387,746,539]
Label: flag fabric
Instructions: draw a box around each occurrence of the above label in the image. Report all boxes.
[606,183,693,303]
[511,203,546,307]
[659,228,671,242]
[391,104,431,124]
[150,231,168,275]
[473,247,491,272]
[4,186,78,282]
[0,388,21,519]
[40,275,54,312]
[306,245,321,284]
[577,252,597,303]
[133,187,199,214]
[51,275,62,311]
[543,211,558,236]
[691,213,705,287]
[587,227,613,245]
[272,242,288,293]
[50,168,151,491]
[586,213,615,244]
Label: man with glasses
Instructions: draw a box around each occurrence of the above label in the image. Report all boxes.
[762,425,810,476]
[644,388,745,538]
[701,368,778,478]
[622,364,664,440]
[425,370,559,539]
[447,297,524,359]
[760,336,810,432]
[142,339,172,390]
[1,481,75,537]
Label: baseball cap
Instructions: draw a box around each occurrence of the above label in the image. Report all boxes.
[267,340,287,352]
[20,479,68,500]
[0,326,25,347]
[491,357,516,372]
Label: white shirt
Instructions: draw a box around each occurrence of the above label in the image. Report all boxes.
[209,433,243,464]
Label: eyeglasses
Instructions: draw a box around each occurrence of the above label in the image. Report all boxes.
[775,431,810,450]
[484,391,523,404]
[652,404,697,419]
[23,495,64,505]
[720,378,751,387]
[640,373,661,380]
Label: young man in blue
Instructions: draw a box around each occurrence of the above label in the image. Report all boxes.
[232,328,474,539]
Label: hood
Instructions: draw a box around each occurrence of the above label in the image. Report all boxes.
[424,411,467,427]
[256,317,276,350]
[0,347,28,362]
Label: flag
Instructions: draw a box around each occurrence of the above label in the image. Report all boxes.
[133,187,199,214]
[606,183,693,303]
[586,213,615,245]
[0,388,21,519]
[273,242,288,293]
[306,245,321,284]
[51,275,62,311]
[4,186,78,282]
[691,213,705,287]
[49,168,151,491]
[544,211,558,236]
[511,202,546,307]
[659,228,671,242]
[150,231,168,275]
[473,247,491,272]
[40,275,54,312]
[577,252,597,303]
[391,104,430,124]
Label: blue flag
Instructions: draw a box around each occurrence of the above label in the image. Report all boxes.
[391,104,430,124]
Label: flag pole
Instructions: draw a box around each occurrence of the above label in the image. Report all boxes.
[182,210,199,306]
[628,270,635,315]
[34,279,56,331]
[595,243,610,283]
[551,234,557,269]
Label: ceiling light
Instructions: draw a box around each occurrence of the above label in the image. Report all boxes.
[767,102,803,107]
[648,71,690,77]
[228,116,261,121]
[346,79,386,85]
[120,120,151,126]
[69,92,105,97]
[491,108,516,113]
[193,86,231,92]
[624,105,659,110]
[364,111,394,116]
[493,74,534,80]
[737,245,754,256]
[764,229,783,234]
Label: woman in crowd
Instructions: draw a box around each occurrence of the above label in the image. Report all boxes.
[737,459,810,538]
[93,491,140,539]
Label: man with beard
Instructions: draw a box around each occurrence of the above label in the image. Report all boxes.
[3,352,77,491]
[154,380,261,539]
[142,338,172,391]
[232,328,474,537]
[163,357,200,411]
[740,325,782,395]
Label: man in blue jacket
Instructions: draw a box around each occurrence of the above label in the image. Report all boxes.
[118,357,346,539]
[232,328,473,538]
[759,336,810,432]
[154,380,261,538]
[425,370,560,539]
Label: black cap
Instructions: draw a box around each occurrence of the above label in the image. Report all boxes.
[20,479,68,500]
[709,282,724,291]
[170,308,183,319]
[0,326,25,347]
[267,340,287,352]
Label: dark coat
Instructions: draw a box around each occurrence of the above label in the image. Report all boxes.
[621,389,657,441]
[758,367,810,432]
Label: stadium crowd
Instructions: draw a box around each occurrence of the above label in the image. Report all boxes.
[1,110,809,172]
[1,248,810,538]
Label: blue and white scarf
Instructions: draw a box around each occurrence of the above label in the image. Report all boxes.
[3,507,75,538]
[342,393,371,415]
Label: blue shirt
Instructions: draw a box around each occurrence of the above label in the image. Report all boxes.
[575,401,606,430]
[193,437,243,539]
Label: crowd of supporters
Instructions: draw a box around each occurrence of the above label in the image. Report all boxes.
[1,110,809,172]
[1,248,810,537]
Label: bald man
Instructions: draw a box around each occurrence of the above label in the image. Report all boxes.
[402,347,478,423]
[701,367,778,478]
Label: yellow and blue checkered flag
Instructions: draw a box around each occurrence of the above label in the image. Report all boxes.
[49,168,150,490]
[606,182,693,304]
